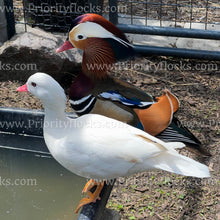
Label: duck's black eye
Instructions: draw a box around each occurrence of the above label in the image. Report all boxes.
[77,35,84,39]
[31,82,37,87]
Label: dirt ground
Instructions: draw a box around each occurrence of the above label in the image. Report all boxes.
[0,57,219,219]
[106,57,220,220]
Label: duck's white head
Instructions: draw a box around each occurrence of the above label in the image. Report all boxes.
[17,72,67,111]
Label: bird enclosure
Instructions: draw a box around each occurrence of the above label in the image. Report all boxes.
[0,1,219,220]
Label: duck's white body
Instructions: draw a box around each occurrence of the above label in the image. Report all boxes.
[18,73,210,181]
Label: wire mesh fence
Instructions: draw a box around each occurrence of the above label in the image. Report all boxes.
[12,0,220,31]
[115,0,220,30]
[13,0,104,32]
[107,0,220,60]
[6,1,220,59]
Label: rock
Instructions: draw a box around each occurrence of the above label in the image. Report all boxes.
[0,27,82,81]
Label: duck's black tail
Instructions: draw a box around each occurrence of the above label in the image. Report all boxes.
[156,117,211,156]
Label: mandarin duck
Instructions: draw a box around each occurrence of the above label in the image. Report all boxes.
[56,13,209,156]
[17,73,210,215]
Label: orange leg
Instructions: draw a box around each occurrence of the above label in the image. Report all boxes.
[82,179,97,193]
[75,180,104,213]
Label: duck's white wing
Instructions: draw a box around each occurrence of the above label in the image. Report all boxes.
[58,114,186,180]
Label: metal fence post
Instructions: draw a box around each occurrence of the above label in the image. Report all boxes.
[0,0,8,44]
[109,0,118,24]
[3,0,15,39]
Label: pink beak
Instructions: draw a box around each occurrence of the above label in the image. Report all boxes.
[17,84,28,92]
[56,40,74,53]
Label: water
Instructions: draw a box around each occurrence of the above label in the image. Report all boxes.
[0,148,87,220]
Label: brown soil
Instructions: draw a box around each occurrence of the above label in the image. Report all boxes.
[107,57,220,220]
[1,57,219,220]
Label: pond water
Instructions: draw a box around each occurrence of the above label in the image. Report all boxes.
[0,148,86,220]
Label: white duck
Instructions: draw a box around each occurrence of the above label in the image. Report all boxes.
[17,72,210,213]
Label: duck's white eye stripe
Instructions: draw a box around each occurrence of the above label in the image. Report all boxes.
[73,22,115,40]
[72,22,133,48]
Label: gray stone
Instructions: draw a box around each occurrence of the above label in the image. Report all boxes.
[0,27,82,81]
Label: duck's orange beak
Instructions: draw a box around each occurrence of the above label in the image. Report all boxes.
[56,40,74,53]
[17,84,28,92]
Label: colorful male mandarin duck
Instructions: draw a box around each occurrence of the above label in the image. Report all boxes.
[17,73,210,215]
[56,13,210,211]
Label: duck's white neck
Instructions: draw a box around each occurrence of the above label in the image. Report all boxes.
[43,105,69,139]
[42,97,67,122]
[44,106,66,121]
[40,95,69,135]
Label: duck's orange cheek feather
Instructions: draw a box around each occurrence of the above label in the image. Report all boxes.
[70,39,88,50]
[69,29,88,50]
[81,38,116,78]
